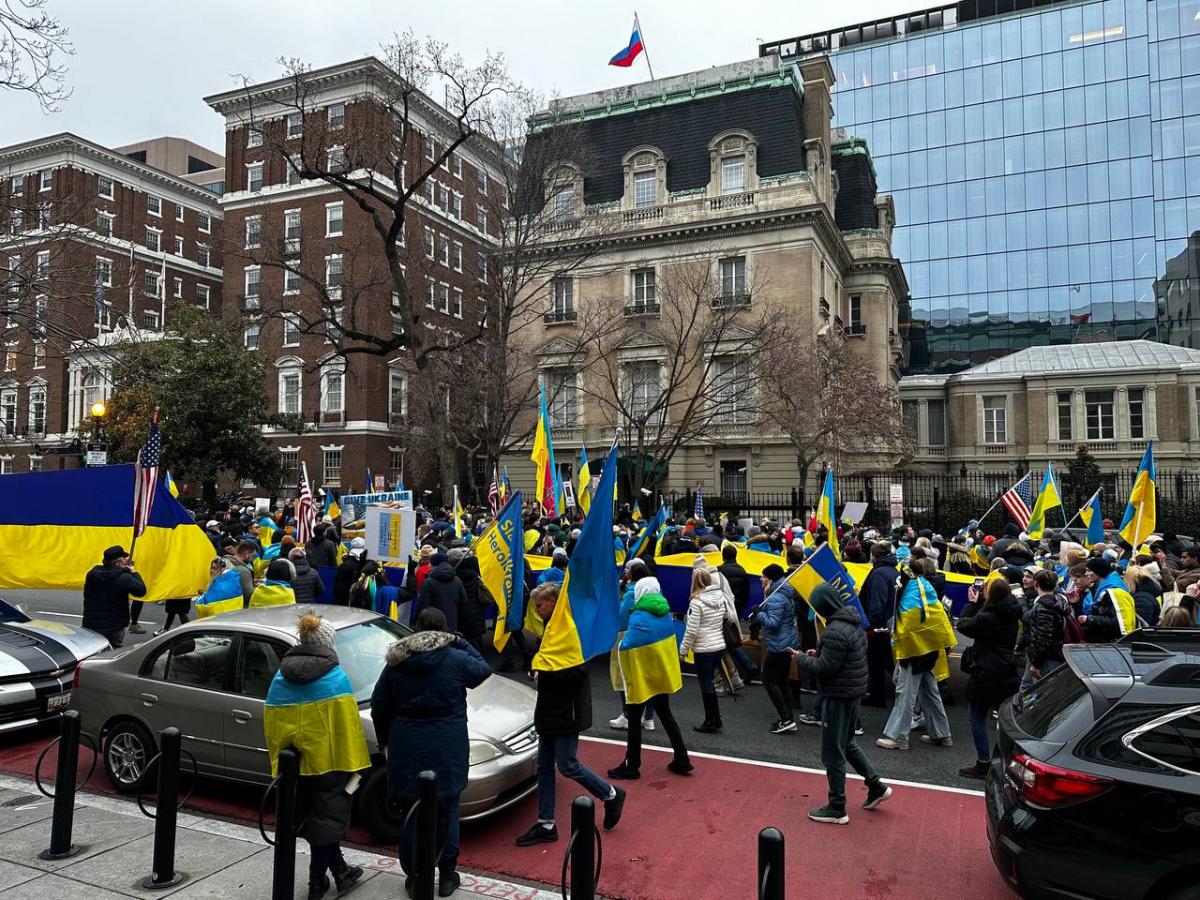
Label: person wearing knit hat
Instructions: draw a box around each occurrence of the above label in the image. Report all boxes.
[264,613,367,898]
[791,583,890,823]
[1078,555,1137,641]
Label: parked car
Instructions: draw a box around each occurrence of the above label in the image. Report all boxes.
[987,627,1200,900]
[0,597,109,734]
[71,606,538,842]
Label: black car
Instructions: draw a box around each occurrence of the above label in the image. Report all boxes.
[986,628,1200,900]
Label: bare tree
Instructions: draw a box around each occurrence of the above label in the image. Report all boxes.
[0,0,71,112]
[759,332,912,508]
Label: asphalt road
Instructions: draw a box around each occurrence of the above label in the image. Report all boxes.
[10,587,981,790]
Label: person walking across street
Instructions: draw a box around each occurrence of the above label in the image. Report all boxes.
[957,578,1022,779]
[752,564,801,734]
[263,613,367,900]
[679,567,731,734]
[515,583,626,847]
[791,583,891,824]
[371,607,492,897]
[82,546,148,649]
[859,542,899,707]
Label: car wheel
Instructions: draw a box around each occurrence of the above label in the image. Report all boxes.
[103,720,155,793]
[356,766,405,844]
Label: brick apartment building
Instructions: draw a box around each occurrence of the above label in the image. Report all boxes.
[204,57,507,497]
[0,133,224,472]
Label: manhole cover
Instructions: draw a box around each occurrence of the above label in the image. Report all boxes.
[1,793,44,808]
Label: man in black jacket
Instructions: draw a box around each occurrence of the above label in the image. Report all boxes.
[82,546,148,648]
[718,544,751,614]
[859,542,899,707]
[306,524,339,569]
[515,583,626,847]
[288,548,326,605]
[415,554,469,633]
[792,583,890,824]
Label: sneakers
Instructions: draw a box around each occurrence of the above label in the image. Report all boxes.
[854,725,865,736]
[959,760,989,780]
[643,718,656,732]
[745,670,763,685]
[796,713,821,727]
[667,759,694,776]
[606,762,640,780]
[515,822,558,846]
[875,737,909,750]
[609,714,628,730]
[602,787,626,830]
[770,719,798,734]
[911,713,926,731]
[863,781,892,810]
[920,735,954,747]
[808,804,849,825]
[128,623,146,635]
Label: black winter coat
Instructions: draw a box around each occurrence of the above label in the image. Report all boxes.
[991,537,1035,567]
[1132,576,1162,626]
[332,554,363,606]
[306,535,338,569]
[415,563,468,634]
[860,556,899,629]
[290,557,325,605]
[534,664,592,737]
[453,556,486,639]
[1026,593,1070,668]
[958,594,1022,707]
[81,564,148,634]
[793,607,868,699]
[718,561,751,615]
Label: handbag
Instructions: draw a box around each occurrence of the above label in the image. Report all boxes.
[959,644,977,675]
[723,617,744,651]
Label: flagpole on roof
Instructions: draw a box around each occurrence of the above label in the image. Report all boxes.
[634,12,655,80]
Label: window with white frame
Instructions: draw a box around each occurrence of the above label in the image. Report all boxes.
[9,207,22,232]
[145,227,161,252]
[96,256,113,288]
[39,170,52,192]
[0,458,11,475]
[983,396,1007,444]
[452,154,462,178]
[325,202,342,237]
[476,207,487,233]
[389,370,407,422]
[476,252,487,284]
[423,135,435,161]
[173,276,182,298]
[423,226,434,259]
[35,250,49,279]
[198,211,211,233]
[36,203,50,229]
[244,215,261,249]
[175,203,184,223]
[553,185,575,220]
[1086,390,1115,441]
[1057,391,1073,440]
[325,254,342,299]
[196,244,210,268]
[3,346,16,372]
[173,235,184,256]
[327,147,346,172]
[11,175,22,195]
[80,369,102,415]
[1129,388,1146,440]
[144,269,160,298]
[451,192,462,219]
[278,366,302,414]
[32,343,43,369]
[425,279,436,309]
[96,210,114,238]
[142,309,160,331]
[280,449,299,482]
[247,126,263,148]
[328,102,345,128]
[438,184,449,212]
[625,362,662,423]
[32,294,46,337]
[247,163,264,192]
[720,155,746,194]
[243,266,260,305]
[284,209,301,252]
[547,369,577,428]
[633,170,656,208]
[550,277,573,319]
[452,241,462,272]
[284,267,300,295]
[147,194,161,216]
[438,283,449,314]
[719,256,747,297]
[632,269,656,307]
[283,315,301,348]
[286,112,303,139]
[322,449,342,486]
[286,154,302,186]
[388,450,403,484]
[243,322,260,350]
[452,287,463,319]
[438,235,449,267]
[0,389,15,434]
[28,456,41,472]
[849,294,863,330]
[196,283,210,308]
[477,166,488,194]
[320,365,345,419]
[711,355,752,423]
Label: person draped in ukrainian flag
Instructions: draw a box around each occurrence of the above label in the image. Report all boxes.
[195,559,244,619]
[249,559,297,608]
[263,613,368,897]
[1078,556,1137,642]
[877,558,955,751]
[606,575,693,780]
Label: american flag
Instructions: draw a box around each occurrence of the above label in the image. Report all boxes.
[694,485,704,521]
[132,410,161,539]
[488,467,499,516]
[296,461,317,543]
[1000,473,1034,530]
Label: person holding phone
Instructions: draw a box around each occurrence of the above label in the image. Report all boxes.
[82,546,147,649]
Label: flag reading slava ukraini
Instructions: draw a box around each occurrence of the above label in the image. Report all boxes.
[477,491,525,652]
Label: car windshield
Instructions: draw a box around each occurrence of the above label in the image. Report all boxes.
[1014,664,1094,740]
[335,618,411,703]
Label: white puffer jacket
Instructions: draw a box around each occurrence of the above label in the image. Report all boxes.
[680,584,732,656]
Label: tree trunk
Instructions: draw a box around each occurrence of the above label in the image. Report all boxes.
[795,455,810,521]
[203,478,218,511]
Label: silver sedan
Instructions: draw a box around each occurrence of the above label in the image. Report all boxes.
[71,606,538,842]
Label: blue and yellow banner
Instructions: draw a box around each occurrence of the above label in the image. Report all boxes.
[264,666,369,777]
[249,580,295,608]
[817,468,840,559]
[627,501,666,560]
[1027,463,1061,540]
[785,544,869,629]
[478,492,525,652]
[0,464,214,601]
[1079,490,1105,549]
[1119,441,1156,548]
[619,594,682,705]
[195,568,244,618]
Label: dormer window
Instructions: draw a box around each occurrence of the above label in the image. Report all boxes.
[721,154,745,194]
[708,131,758,198]
[622,147,665,211]
[545,163,583,222]
[634,170,656,208]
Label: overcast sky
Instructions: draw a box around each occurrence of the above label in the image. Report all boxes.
[0,0,915,155]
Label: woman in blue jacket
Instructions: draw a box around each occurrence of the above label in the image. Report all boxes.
[752,564,801,734]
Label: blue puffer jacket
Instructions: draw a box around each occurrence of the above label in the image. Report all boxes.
[753,579,800,653]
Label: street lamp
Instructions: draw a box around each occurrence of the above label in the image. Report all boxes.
[90,401,107,419]
[87,402,108,466]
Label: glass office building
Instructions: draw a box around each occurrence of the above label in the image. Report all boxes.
[764,0,1200,373]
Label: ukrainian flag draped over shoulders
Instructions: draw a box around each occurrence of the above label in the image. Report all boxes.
[263,664,369,777]
[1027,463,1062,540]
[893,576,957,680]
[619,592,682,705]
[817,468,840,559]
[196,568,244,618]
[534,444,621,672]
[1119,441,1156,548]
[477,492,525,652]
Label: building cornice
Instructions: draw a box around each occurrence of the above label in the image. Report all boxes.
[0,225,223,280]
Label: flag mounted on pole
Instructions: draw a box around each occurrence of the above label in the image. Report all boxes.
[1026,463,1062,540]
[609,18,645,67]
[488,467,500,517]
[296,461,317,544]
[694,485,704,521]
[453,485,465,539]
[164,470,179,499]
[1000,473,1034,530]
[577,447,592,517]
[531,378,559,517]
[1119,441,1156,549]
[131,409,161,546]
[816,466,840,560]
[478,491,525,653]
[1078,489,1105,549]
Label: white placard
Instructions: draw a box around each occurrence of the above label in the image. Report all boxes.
[889,484,904,529]
[841,501,869,525]
[364,505,417,566]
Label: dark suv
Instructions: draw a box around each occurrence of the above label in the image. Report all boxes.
[986,628,1200,900]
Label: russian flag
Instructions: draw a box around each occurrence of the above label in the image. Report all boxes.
[609,23,644,67]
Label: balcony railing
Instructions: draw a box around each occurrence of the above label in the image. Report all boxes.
[282,237,301,255]
[709,191,754,210]
[820,297,830,316]
[711,292,752,310]
[622,206,663,224]
[624,301,660,317]
[544,309,577,324]
[982,444,1010,454]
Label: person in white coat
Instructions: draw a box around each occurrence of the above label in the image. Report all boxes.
[679,568,734,733]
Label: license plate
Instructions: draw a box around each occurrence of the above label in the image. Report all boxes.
[46,692,72,713]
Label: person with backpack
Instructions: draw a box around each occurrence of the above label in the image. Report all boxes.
[1024,568,1077,688]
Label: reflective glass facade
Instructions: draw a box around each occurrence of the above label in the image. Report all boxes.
[775,0,1200,372]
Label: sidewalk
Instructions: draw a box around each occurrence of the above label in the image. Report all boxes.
[0,774,564,900]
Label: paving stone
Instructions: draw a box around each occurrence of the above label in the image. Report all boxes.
[0,858,41,892]
[0,870,135,900]
[0,804,153,870]
[0,789,61,834]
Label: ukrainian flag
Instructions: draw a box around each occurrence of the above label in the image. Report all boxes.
[627,501,666,560]
[1026,463,1061,540]
[784,544,869,629]
[618,591,682,705]
[1119,441,1156,549]
[263,665,369,777]
[249,579,295,608]
[1079,490,1105,549]
[892,577,957,681]
[322,491,340,521]
[257,515,278,547]
[195,568,244,618]
[817,467,840,559]
[0,464,213,601]
[477,492,525,652]
[165,471,179,498]
[577,447,591,516]
[533,444,621,672]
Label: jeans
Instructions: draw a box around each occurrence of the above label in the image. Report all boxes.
[618,692,654,723]
[536,734,612,823]
[1019,658,1061,692]
[883,665,951,741]
[624,696,688,769]
[729,645,761,678]
[821,697,880,810]
[762,651,795,722]
[398,796,460,872]
[969,702,995,762]
[309,842,346,885]
[692,650,723,696]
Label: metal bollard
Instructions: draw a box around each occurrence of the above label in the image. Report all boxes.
[570,796,597,900]
[413,770,438,900]
[141,727,185,889]
[271,748,300,900]
[757,827,785,900]
[39,709,83,860]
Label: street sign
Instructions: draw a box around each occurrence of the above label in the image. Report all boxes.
[889,484,904,529]
[86,449,108,466]
[373,475,386,492]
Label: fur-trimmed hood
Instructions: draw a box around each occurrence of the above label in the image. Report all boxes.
[386,630,456,667]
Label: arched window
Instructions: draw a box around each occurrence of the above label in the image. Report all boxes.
[707,130,759,197]
[621,146,666,211]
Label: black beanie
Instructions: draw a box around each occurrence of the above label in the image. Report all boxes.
[1085,557,1112,578]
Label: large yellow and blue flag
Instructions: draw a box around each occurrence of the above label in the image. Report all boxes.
[531,380,560,516]
[195,567,244,618]
[322,490,341,521]
[1026,463,1061,540]
[577,447,591,517]
[816,467,840,559]
[477,491,525,652]
[534,443,621,672]
[1078,490,1105,549]
[264,664,369,777]
[784,543,868,629]
[0,465,213,601]
[618,591,682,705]
[1119,441,1156,549]
[249,580,296,608]
[628,501,666,560]
[164,471,179,498]
[453,484,465,539]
